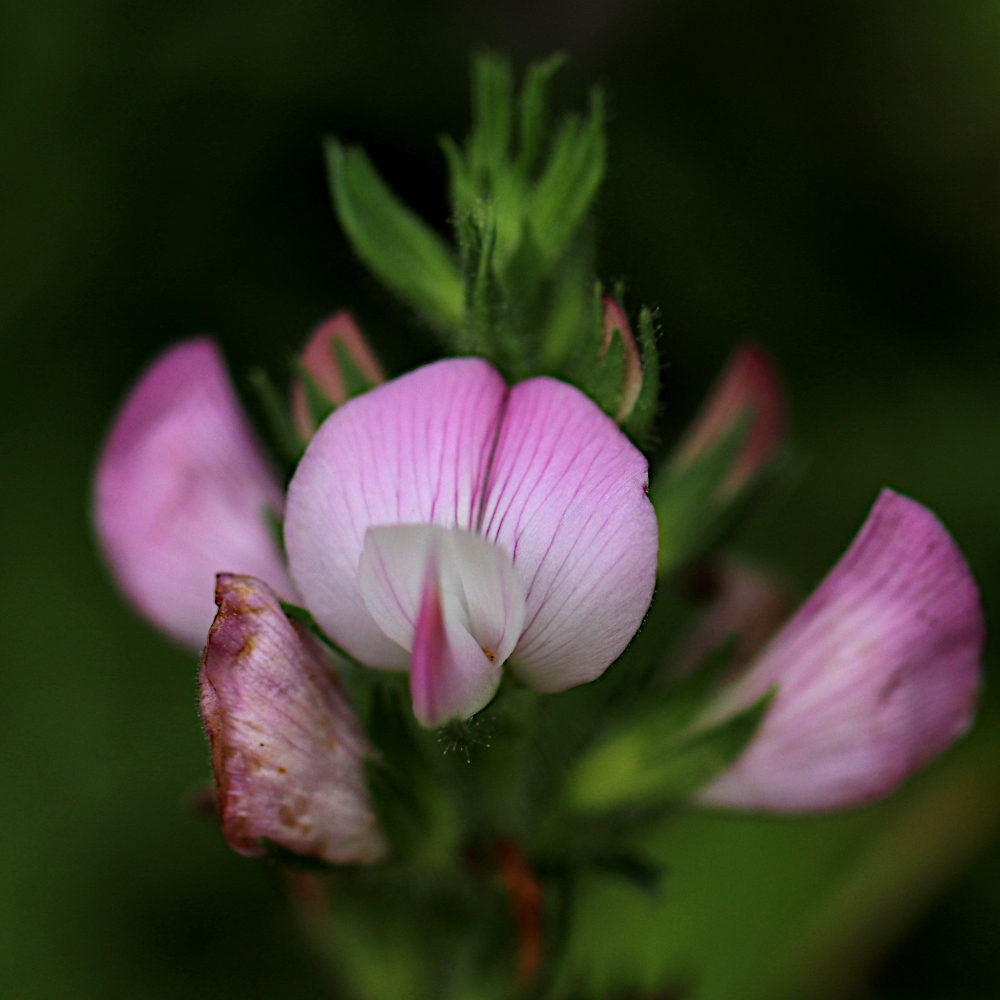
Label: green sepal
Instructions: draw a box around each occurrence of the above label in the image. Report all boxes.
[623,306,662,448]
[324,138,465,336]
[247,366,302,466]
[295,367,335,439]
[455,203,503,359]
[335,337,380,400]
[564,683,774,813]
[516,52,568,180]
[651,418,752,575]
[363,682,437,862]
[469,53,514,187]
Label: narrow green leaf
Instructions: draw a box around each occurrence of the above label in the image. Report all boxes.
[325,138,465,335]
[516,52,568,179]
[469,53,514,185]
[247,367,301,465]
[527,87,606,261]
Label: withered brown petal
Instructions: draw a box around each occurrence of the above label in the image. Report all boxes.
[200,573,385,864]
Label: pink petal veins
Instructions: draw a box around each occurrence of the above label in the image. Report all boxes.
[479,376,658,692]
[699,490,984,812]
[285,357,658,706]
[94,339,293,649]
[200,574,385,864]
[284,358,508,668]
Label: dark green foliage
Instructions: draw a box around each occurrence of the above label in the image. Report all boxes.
[248,366,303,466]
[326,54,662,441]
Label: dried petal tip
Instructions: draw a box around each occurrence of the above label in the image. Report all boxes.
[673,345,783,495]
[601,295,644,425]
[200,574,385,864]
[292,310,385,441]
[699,490,984,812]
[93,339,293,649]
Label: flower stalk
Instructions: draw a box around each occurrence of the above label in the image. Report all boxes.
[91,52,986,1000]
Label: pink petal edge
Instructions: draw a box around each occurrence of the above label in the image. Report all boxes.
[94,338,294,649]
[699,489,984,812]
[481,375,658,692]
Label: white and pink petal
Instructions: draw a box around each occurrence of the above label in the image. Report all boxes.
[358,524,525,726]
[284,358,508,667]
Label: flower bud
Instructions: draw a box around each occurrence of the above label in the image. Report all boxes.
[200,573,385,863]
[671,345,783,496]
[670,558,792,680]
[291,311,385,442]
[600,295,644,425]
[652,345,784,573]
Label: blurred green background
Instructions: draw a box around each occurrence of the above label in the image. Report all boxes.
[1,1,998,997]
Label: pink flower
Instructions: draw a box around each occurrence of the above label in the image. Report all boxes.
[95,341,658,730]
[200,573,385,863]
[698,490,984,812]
[93,338,294,649]
[285,357,659,727]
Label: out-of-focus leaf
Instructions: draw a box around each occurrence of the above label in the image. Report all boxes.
[325,139,465,335]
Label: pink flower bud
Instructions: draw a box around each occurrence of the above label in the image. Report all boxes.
[291,311,385,441]
[600,295,645,425]
[200,574,385,863]
[698,490,983,812]
[672,345,784,496]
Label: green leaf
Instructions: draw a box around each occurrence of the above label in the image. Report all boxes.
[564,689,774,812]
[325,138,465,335]
[527,87,606,262]
[516,52,568,179]
[469,53,514,186]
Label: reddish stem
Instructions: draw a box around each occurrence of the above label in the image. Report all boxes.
[495,838,544,991]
